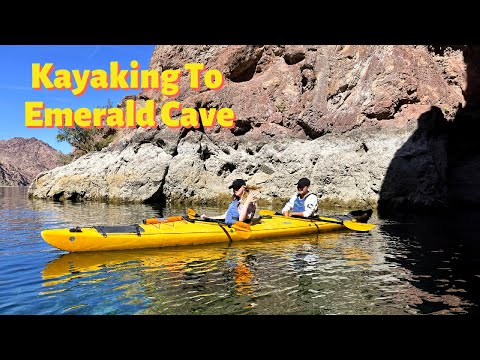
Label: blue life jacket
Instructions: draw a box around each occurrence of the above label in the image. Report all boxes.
[225,199,240,225]
[292,193,314,212]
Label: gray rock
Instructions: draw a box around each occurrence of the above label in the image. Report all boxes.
[29,143,171,203]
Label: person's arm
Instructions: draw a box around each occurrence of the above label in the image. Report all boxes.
[302,194,318,218]
[282,194,296,216]
[238,191,259,222]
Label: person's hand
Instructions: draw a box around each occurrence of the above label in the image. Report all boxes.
[283,211,290,217]
[246,190,259,203]
[200,214,206,219]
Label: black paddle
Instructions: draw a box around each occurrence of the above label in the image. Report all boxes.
[258,210,376,232]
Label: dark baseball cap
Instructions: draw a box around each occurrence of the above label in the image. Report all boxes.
[296,177,310,188]
[228,179,247,190]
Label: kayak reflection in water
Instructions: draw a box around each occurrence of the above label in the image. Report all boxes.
[234,258,254,296]
[225,249,256,297]
[200,179,260,225]
[282,177,318,218]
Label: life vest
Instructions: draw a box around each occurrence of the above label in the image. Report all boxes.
[292,193,315,212]
[225,199,240,225]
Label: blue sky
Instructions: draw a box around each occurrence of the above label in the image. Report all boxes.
[0,45,155,153]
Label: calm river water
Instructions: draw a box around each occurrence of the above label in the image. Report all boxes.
[1,187,479,315]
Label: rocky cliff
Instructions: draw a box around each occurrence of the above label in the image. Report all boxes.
[28,45,478,211]
[0,137,61,186]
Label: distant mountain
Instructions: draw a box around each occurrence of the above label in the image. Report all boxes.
[0,137,61,186]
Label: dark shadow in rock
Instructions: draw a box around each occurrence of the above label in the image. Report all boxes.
[378,105,449,215]
[379,45,480,215]
[378,45,480,314]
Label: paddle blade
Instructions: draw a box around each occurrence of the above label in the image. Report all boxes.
[187,208,197,218]
[315,216,376,232]
[342,220,376,232]
[144,216,183,225]
[231,222,252,239]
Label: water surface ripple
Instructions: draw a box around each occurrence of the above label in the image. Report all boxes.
[1,187,479,315]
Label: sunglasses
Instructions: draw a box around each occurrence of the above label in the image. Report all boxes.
[297,185,306,190]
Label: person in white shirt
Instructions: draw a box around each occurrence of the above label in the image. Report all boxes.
[281,177,318,218]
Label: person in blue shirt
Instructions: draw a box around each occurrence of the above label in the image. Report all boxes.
[200,179,260,225]
[282,177,318,218]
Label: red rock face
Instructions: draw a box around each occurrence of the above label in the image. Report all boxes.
[161,45,463,129]
[0,137,61,186]
[112,45,466,148]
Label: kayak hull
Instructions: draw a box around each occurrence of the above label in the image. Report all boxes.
[41,212,370,252]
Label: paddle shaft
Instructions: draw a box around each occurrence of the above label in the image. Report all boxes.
[266,211,375,232]
[294,215,343,225]
[187,209,251,240]
[273,212,344,225]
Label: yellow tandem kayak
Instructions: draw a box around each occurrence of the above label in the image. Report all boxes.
[41,210,374,252]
